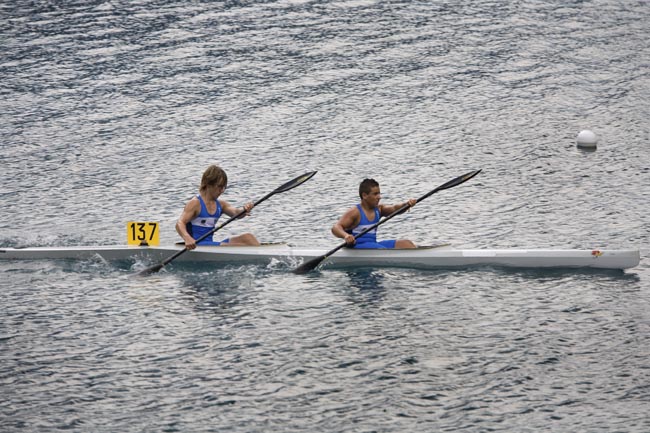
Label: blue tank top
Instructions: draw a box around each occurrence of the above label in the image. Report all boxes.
[186,195,222,242]
[347,204,379,244]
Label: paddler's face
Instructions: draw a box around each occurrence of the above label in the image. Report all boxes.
[208,182,226,199]
[362,186,381,207]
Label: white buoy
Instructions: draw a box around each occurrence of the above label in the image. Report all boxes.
[576,130,598,149]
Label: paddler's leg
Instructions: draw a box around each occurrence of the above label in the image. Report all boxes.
[394,239,416,249]
[223,233,260,246]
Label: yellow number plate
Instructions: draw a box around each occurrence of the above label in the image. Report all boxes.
[126,222,160,246]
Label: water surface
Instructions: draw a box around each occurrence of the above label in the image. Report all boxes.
[1,0,649,431]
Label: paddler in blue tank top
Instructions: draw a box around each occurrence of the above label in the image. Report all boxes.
[176,164,260,249]
[331,178,417,249]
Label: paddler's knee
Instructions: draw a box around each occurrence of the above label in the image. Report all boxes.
[395,239,417,249]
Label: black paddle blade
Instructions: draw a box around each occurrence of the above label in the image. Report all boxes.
[136,263,164,276]
[435,169,481,192]
[416,169,481,203]
[293,255,326,274]
[274,171,317,193]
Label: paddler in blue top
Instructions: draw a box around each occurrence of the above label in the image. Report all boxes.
[176,164,260,250]
[332,178,417,249]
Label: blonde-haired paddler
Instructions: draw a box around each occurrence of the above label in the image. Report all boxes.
[176,164,260,249]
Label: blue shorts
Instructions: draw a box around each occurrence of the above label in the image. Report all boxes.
[197,238,230,246]
[353,240,396,249]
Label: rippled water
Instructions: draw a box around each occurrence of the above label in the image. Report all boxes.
[2,0,649,431]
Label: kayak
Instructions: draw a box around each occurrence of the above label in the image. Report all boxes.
[0,243,640,270]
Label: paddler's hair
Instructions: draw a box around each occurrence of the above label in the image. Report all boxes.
[200,165,228,191]
[359,178,379,199]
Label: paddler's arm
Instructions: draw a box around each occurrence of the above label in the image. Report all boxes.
[380,198,417,216]
[331,207,360,245]
[221,200,254,219]
[176,198,200,250]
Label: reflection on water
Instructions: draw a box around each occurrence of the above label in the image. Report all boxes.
[173,266,262,314]
[491,265,642,282]
[338,269,388,307]
[345,268,386,291]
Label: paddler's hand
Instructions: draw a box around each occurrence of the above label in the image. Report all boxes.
[344,233,356,245]
[400,198,417,212]
[184,237,197,250]
[236,202,254,218]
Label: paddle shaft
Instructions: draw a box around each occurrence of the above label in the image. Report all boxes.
[138,171,317,275]
[293,169,481,274]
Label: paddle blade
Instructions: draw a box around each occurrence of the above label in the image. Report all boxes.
[274,171,317,193]
[436,169,481,192]
[136,263,164,276]
[293,255,326,274]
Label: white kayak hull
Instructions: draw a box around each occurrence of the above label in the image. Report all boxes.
[0,244,640,270]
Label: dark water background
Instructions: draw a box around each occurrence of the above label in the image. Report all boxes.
[1,0,649,431]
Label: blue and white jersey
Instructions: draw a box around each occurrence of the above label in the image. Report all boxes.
[186,195,222,243]
[347,204,379,244]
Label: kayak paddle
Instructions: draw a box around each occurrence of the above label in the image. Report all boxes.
[293,169,481,274]
[137,170,317,276]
